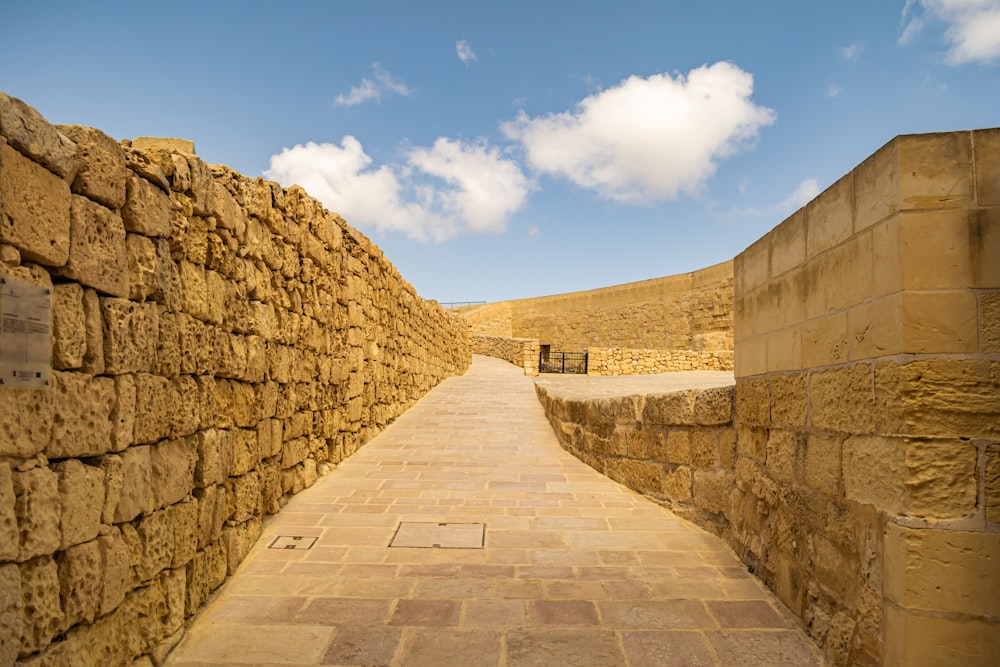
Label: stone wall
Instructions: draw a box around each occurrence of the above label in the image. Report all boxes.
[0,92,470,667]
[471,335,539,375]
[732,130,999,666]
[464,261,733,352]
[586,347,734,375]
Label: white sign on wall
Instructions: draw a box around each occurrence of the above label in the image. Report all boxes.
[0,276,52,388]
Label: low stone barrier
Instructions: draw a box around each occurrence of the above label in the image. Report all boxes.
[586,347,734,375]
[471,335,539,375]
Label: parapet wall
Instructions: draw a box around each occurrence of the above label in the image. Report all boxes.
[471,335,539,375]
[586,347,734,375]
[464,261,734,352]
[0,93,470,666]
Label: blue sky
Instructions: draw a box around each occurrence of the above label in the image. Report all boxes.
[3,1,998,303]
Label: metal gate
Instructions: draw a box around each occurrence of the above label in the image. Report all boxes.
[539,351,588,374]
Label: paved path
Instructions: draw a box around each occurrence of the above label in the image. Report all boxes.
[166,356,825,667]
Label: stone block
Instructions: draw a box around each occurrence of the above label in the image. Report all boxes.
[663,466,692,502]
[885,523,1000,617]
[184,541,227,616]
[690,428,717,469]
[822,231,873,313]
[122,173,171,237]
[0,142,71,265]
[125,233,160,301]
[230,428,259,476]
[973,127,1000,206]
[872,214,901,297]
[226,471,261,523]
[843,435,906,515]
[765,429,796,483]
[56,125,127,209]
[60,195,128,296]
[99,454,123,526]
[51,282,86,369]
[806,172,854,259]
[57,539,102,628]
[853,138,898,232]
[972,207,1000,288]
[901,438,977,519]
[102,297,158,373]
[735,234,769,293]
[178,259,209,321]
[150,438,195,510]
[281,436,310,469]
[0,463,16,561]
[132,373,172,445]
[98,528,130,615]
[897,131,974,212]
[170,375,201,438]
[734,377,768,425]
[132,137,195,154]
[134,509,172,583]
[194,484,226,550]
[0,92,79,178]
[801,433,841,496]
[114,445,152,524]
[53,459,104,549]
[0,563,21,667]
[221,515,262,575]
[987,444,1000,525]
[692,386,733,425]
[769,373,807,428]
[884,604,1000,667]
[123,144,171,192]
[13,467,60,562]
[809,364,874,433]
[847,295,902,361]
[81,287,105,374]
[898,209,976,289]
[46,370,115,458]
[692,471,733,516]
[112,373,136,451]
[901,290,978,354]
[193,429,229,487]
[0,382,53,458]
[765,325,801,372]
[168,500,198,569]
[769,209,805,278]
[18,556,64,656]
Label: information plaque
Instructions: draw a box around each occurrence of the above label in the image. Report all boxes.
[0,277,52,388]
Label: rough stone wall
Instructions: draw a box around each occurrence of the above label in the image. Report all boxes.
[732,130,999,666]
[0,92,470,667]
[587,347,734,375]
[471,335,539,375]
[463,261,733,352]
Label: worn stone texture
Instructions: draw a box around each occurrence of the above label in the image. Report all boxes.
[56,125,127,210]
[57,539,102,629]
[0,141,71,266]
[13,468,60,563]
[46,370,116,458]
[60,195,128,296]
[0,563,21,667]
[51,282,86,369]
[122,173,171,237]
[18,556,64,657]
[53,459,104,549]
[0,92,78,179]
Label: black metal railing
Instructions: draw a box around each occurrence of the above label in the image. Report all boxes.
[539,351,588,374]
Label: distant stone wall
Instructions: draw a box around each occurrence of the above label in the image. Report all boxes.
[463,261,733,353]
[471,335,539,375]
[587,347,734,375]
[0,92,470,667]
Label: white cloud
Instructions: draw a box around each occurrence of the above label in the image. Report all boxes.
[901,0,1000,64]
[333,63,412,106]
[826,82,845,98]
[456,39,477,64]
[780,179,821,212]
[842,42,864,60]
[264,136,530,242]
[501,62,776,204]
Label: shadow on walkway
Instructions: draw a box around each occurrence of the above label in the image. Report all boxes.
[165,355,825,666]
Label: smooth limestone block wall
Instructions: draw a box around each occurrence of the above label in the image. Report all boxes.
[535,384,736,528]
[587,347,735,376]
[470,335,539,375]
[462,261,734,353]
[732,130,999,667]
[0,92,470,667]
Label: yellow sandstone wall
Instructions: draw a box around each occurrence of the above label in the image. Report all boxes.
[0,93,470,667]
[732,130,1000,666]
[470,335,540,375]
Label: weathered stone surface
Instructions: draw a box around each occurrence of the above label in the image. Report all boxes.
[0,383,53,458]
[57,539,102,628]
[809,364,874,433]
[131,137,195,155]
[46,370,115,458]
[18,556,65,656]
[98,528,130,615]
[0,563,21,667]
[122,145,170,193]
[114,445,152,524]
[221,516,261,575]
[770,373,807,428]
[0,463,17,561]
[194,484,226,549]
[102,298,158,374]
[125,233,160,301]
[51,282,86,370]
[0,92,79,179]
[13,467,60,562]
[53,459,104,549]
[184,541,227,616]
[111,373,136,452]
[60,195,128,296]
[987,444,1000,525]
[693,471,733,516]
[150,438,195,509]
[81,287,105,374]
[56,125,127,210]
[226,472,260,523]
[122,173,171,237]
[0,141,71,265]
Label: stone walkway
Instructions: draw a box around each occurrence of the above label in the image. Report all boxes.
[165,355,825,667]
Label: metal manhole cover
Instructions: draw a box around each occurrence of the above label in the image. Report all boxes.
[269,535,318,550]
[389,522,485,549]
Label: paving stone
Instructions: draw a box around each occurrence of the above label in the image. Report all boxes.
[321,625,401,666]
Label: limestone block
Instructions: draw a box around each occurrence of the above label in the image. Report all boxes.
[225,471,260,523]
[260,459,282,514]
[281,436,310,469]
[13,467,60,562]
[134,509,172,583]
[211,181,247,240]
[0,142,71,265]
[53,459,104,549]
[171,211,210,266]
[122,173,171,237]
[102,298,158,374]
[155,310,181,378]
[901,438,977,519]
[769,210,806,278]
[897,131,974,212]
[150,438,195,509]
[245,334,268,383]
[57,539,102,628]
[806,173,854,259]
[0,563,21,666]
[768,373,807,428]
[765,325,802,373]
[884,604,1000,667]
[972,207,1000,288]
[60,195,128,296]
[194,429,230,487]
[132,137,195,155]
[160,567,186,636]
[0,463,16,561]
[81,287,104,374]
[111,373,136,451]
[184,541,227,616]
[114,445,152,524]
[801,434,841,496]
[177,259,209,321]
[56,125,127,209]
[809,364,874,433]
[221,515,261,575]
[193,484,226,549]
[152,238,182,311]
[692,471,733,516]
[690,428,718,470]
[987,444,1000,525]
[257,419,283,460]
[0,381,53,458]
[872,214,901,298]
[131,373,172,445]
[170,375,201,438]
[735,234,769,294]
[99,454,123,526]
[185,155,215,217]
[765,429,796,484]
[229,428,259,477]
[734,377,768,425]
[885,523,1000,617]
[0,92,79,179]
[692,386,733,425]
[97,528,130,615]
[847,296,902,361]
[168,500,198,569]
[205,269,225,325]
[901,290,978,354]
[874,359,1000,439]
[122,145,170,193]
[896,209,976,290]
[853,137,898,232]
[125,233,160,301]
[51,283,86,369]
[18,556,64,656]
[662,466,692,502]
[46,370,115,458]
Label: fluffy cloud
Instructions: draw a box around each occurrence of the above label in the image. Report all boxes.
[456,39,477,64]
[333,63,412,106]
[501,62,776,204]
[264,136,530,242]
[902,0,1000,64]
[842,42,864,60]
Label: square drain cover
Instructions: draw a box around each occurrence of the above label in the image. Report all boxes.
[390,522,485,549]
[269,535,318,550]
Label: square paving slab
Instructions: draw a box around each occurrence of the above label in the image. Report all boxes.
[390,522,486,548]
